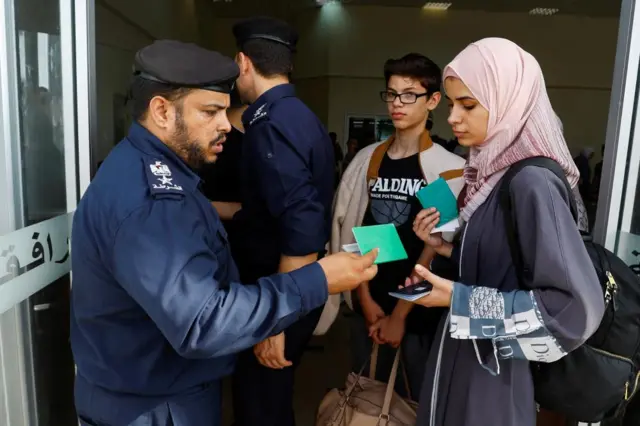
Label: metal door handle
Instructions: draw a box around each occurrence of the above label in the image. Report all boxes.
[33,303,53,311]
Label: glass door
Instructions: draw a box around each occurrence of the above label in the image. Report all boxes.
[594,0,640,253]
[595,0,640,421]
[0,0,94,424]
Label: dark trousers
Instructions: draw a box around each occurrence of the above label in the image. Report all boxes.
[231,306,324,426]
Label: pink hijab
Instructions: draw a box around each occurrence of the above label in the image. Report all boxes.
[443,38,579,222]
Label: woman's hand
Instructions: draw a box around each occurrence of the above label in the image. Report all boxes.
[403,265,454,308]
[413,208,444,248]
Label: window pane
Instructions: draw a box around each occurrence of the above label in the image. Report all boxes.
[614,158,640,274]
[16,5,67,226]
[612,88,640,275]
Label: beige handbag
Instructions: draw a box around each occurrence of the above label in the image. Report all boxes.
[316,344,418,426]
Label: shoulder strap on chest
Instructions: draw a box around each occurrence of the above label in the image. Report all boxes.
[499,156,577,283]
[366,131,436,183]
[499,156,577,219]
[439,168,464,181]
[417,136,465,185]
[366,139,393,183]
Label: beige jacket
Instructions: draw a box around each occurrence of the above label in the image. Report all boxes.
[313,132,466,335]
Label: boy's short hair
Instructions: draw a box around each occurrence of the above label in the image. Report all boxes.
[384,53,442,96]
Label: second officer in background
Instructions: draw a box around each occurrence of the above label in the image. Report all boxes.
[227,16,335,426]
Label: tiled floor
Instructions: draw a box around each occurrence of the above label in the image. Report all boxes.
[221,308,353,426]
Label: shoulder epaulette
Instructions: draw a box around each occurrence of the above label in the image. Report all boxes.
[145,159,185,199]
[248,103,269,126]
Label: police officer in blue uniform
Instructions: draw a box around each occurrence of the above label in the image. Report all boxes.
[70,40,378,426]
[226,17,336,426]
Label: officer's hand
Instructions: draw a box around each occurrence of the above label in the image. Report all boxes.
[318,249,379,294]
[254,332,291,369]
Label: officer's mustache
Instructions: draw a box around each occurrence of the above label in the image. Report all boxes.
[210,133,226,146]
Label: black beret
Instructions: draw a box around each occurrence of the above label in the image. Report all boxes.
[133,40,240,94]
[232,16,298,52]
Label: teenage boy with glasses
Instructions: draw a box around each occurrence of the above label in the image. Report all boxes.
[330,53,466,399]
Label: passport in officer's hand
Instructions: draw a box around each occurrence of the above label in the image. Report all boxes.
[351,223,408,264]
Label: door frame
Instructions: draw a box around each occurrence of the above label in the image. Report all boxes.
[0,0,96,424]
[593,0,640,251]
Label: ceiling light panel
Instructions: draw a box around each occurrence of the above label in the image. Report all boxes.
[423,2,452,10]
[529,7,559,15]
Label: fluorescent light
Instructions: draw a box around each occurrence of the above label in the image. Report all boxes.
[316,0,340,5]
[423,2,452,10]
[529,7,559,15]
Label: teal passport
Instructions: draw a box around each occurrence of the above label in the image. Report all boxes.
[415,177,459,224]
[352,223,408,264]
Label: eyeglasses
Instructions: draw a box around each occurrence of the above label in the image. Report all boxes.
[380,91,429,104]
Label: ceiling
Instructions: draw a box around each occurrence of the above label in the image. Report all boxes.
[337,0,620,17]
[210,0,622,18]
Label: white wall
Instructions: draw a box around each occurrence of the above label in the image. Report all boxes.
[95,3,621,164]
[309,5,619,159]
[94,0,214,164]
[95,2,150,164]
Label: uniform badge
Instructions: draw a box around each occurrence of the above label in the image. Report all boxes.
[147,160,183,193]
[249,104,268,126]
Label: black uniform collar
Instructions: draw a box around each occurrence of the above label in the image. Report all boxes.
[127,122,201,192]
[242,84,296,128]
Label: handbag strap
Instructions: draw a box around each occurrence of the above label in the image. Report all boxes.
[369,343,379,379]
[370,343,413,400]
[343,351,373,400]
[344,343,382,401]
[342,342,382,402]
[378,349,402,426]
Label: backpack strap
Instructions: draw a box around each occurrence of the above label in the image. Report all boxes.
[366,139,393,183]
[498,157,578,284]
[365,131,436,183]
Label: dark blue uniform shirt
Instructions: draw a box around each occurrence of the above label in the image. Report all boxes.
[70,123,328,424]
[231,84,334,281]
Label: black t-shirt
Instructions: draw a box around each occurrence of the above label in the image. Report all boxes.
[199,127,244,203]
[360,152,444,335]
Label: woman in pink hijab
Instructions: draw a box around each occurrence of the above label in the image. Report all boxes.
[405,38,604,425]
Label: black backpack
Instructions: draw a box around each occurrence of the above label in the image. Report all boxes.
[499,157,640,422]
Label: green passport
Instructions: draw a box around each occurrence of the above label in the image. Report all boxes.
[351,223,408,264]
[415,177,459,225]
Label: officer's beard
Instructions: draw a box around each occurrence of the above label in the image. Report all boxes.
[171,107,210,171]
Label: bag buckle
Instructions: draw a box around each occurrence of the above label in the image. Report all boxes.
[625,372,640,401]
[377,413,390,425]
